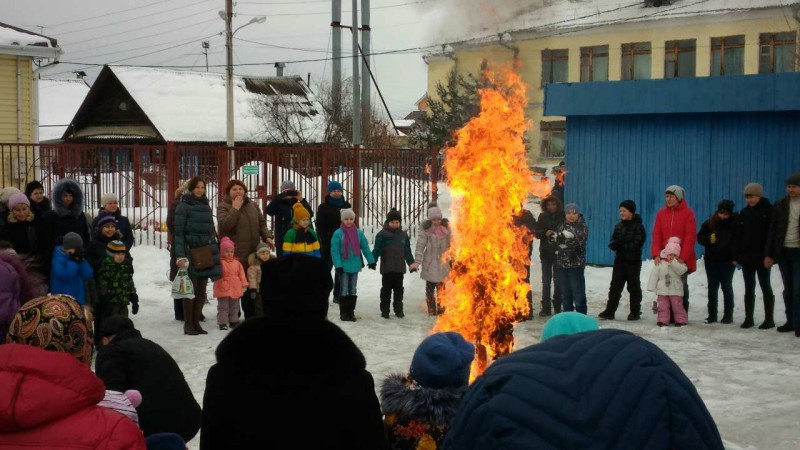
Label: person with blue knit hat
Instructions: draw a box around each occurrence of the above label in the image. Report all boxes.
[316,180,352,304]
[381,331,475,449]
[541,311,599,342]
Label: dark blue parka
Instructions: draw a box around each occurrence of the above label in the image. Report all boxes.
[173,193,221,280]
[443,329,724,450]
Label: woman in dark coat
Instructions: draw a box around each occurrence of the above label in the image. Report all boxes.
[315,180,351,303]
[25,180,52,218]
[266,180,313,257]
[698,200,739,324]
[167,182,189,321]
[42,179,91,274]
[0,193,49,277]
[173,177,222,335]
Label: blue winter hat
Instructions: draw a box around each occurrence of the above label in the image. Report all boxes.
[410,331,475,389]
[541,312,599,342]
[327,180,343,193]
[564,203,580,214]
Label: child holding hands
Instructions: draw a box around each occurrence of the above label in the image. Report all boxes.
[213,237,247,330]
[647,237,689,327]
[331,208,375,322]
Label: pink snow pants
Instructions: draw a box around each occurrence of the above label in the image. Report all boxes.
[217,297,240,326]
[657,295,687,324]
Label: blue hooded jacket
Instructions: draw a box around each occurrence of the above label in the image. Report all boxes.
[443,329,724,450]
[50,247,93,305]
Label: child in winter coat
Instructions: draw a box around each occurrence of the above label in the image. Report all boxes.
[697,200,738,324]
[647,237,689,326]
[282,202,321,258]
[554,203,589,314]
[599,200,646,321]
[372,208,416,319]
[243,242,271,319]
[96,240,138,326]
[414,203,451,316]
[213,237,248,330]
[380,332,475,450]
[50,232,94,307]
[331,208,376,322]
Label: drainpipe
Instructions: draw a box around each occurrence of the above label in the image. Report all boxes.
[16,56,22,143]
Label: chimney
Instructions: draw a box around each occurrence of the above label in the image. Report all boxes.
[274,62,286,77]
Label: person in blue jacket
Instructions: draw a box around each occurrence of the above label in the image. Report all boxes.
[331,208,375,322]
[50,232,94,306]
[443,328,725,450]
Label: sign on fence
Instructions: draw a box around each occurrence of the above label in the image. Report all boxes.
[242,165,259,175]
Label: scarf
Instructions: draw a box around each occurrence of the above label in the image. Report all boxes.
[341,224,360,259]
[434,225,448,238]
[327,196,346,207]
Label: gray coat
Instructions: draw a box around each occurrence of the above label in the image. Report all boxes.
[174,194,222,280]
[414,219,451,283]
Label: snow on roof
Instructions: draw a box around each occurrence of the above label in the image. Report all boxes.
[437,0,797,48]
[38,79,90,142]
[0,22,56,47]
[108,66,326,144]
[394,119,416,128]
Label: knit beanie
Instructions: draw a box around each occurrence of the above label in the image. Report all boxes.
[25,180,44,197]
[786,172,800,187]
[0,187,22,206]
[386,208,402,223]
[8,193,30,210]
[565,203,580,214]
[743,182,764,197]
[98,390,141,424]
[94,213,117,231]
[619,199,636,214]
[6,294,93,366]
[541,312,599,342]
[665,185,685,202]
[663,236,682,257]
[62,232,84,251]
[280,180,296,192]
[409,331,475,389]
[99,315,135,340]
[292,202,310,221]
[256,241,270,255]
[106,240,126,257]
[220,236,235,253]
[427,202,443,220]
[340,208,356,220]
[327,180,343,193]
[717,199,735,214]
[100,192,118,206]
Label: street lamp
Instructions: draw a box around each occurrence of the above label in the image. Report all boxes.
[220,9,266,150]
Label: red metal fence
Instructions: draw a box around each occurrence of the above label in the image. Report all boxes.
[0,143,440,248]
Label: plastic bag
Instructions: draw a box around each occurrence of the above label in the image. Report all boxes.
[171,268,195,299]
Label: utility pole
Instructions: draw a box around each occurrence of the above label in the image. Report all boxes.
[351,0,361,146]
[360,0,371,140]
[202,41,210,72]
[225,0,234,149]
[331,0,342,126]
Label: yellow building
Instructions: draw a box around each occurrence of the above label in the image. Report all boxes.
[0,22,61,186]
[424,0,800,164]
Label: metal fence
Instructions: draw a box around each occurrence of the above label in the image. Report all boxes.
[1,143,440,248]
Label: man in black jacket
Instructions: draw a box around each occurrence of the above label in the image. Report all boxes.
[534,196,565,316]
[96,316,201,442]
[599,200,646,321]
[765,172,800,335]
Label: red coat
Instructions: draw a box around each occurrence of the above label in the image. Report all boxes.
[651,200,698,272]
[0,344,146,449]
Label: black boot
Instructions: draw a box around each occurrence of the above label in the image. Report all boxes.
[539,297,552,317]
[348,295,358,322]
[720,311,733,324]
[339,297,351,321]
[174,299,184,321]
[598,308,615,320]
[553,297,562,314]
[393,288,405,318]
[193,299,208,334]
[777,322,794,332]
[705,302,718,324]
[182,299,198,335]
[379,295,391,319]
[759,294,775,329]
[740,294,755,328]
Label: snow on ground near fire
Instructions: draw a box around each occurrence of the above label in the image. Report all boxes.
[126,183,798,450]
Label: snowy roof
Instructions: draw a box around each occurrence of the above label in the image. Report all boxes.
[38,79,90,142]
[394,119,416,128]
[69,65,327,144]
[436,0,798,48]
[0,22,57,48]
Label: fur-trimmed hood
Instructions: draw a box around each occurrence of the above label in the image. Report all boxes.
[51,179,84,217]
[421,217,449,231]
[380,373,466,426]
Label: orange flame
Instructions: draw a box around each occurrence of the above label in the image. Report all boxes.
[434,67,550,379]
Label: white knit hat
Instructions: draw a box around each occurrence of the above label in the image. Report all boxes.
[100,192,119,206]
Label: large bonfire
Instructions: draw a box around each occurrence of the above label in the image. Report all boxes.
[434,67,551,378]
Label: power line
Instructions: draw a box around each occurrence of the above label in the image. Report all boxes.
[70,28,222,62]
[55,2,217,36]
[238,0,430,17]
[234,37,347,54]
[45,0,176,28]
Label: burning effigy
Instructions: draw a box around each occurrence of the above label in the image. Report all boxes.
[433,66,552,379]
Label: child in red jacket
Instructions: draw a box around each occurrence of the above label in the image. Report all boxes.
[213,237,247,330]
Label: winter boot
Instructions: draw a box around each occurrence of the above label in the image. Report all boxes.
[393,289,405,318]
[193,299,208,334]
[740,294,755,328]
[183,299,198,335]
[720,311,733,324]
[598,308,615,320]
[426,296,437,316]
[553,298,562,314]
[705,302,718,324]
[339,299,350,321]
[759,294,775,329]
[379,292,391,319]
[333,295,340,305]
[539,297,552,317]
[174,299,184,321]
[348,295,358,322]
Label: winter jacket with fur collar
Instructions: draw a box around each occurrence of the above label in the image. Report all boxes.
[45,179,91,247]
[414,219,451,283]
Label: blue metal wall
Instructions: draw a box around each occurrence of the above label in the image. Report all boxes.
[566,112,800,266]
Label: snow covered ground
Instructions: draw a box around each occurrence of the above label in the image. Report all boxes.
[125,184,799,449]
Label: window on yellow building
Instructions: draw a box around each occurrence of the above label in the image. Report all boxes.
[541,49,569,86]
[621,42,652,80]
[711,35,745,76]
[665,39,696,78]
[580,45,609,82]
[759,32,797,74]
[540,121,566,159]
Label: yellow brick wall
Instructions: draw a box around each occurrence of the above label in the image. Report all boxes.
[0,54,35,186]
[426,14,800,164]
